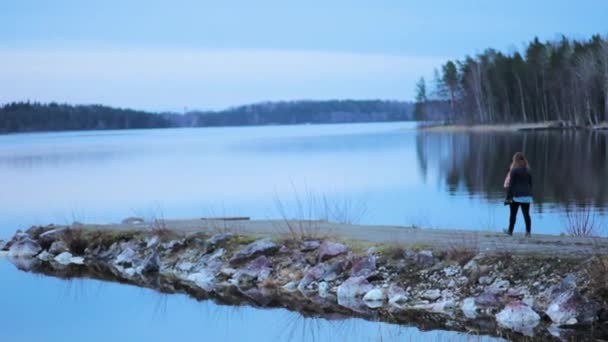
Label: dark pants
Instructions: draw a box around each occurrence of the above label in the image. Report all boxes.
[509,202,531,234]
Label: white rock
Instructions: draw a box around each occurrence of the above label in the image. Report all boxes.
[461,297,478,319]
[114,247,136,265]
[282,281,298,292]
[496,301,540,336]
[37,251,54,262]
[54,252,74,265]
[363,288,385,302]
[318,281,329,298]
[70,256,85,265]
[145,235,160,248]
[413,299,455,314]
[187,269,216,291]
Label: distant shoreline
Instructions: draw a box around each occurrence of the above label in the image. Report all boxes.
[418,121,608,132]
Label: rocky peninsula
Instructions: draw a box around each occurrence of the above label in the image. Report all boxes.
[1,219,607,341]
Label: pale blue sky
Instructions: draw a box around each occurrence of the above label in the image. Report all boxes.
[1,0,607,111]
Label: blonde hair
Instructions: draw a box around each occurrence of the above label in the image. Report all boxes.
[511,152,529,169]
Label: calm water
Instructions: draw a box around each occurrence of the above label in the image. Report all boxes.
[0,123,606,341]
[1,122,606,238]
[0,259,503,342]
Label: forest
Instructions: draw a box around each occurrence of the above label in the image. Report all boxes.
[0,100,413,133]
[416,34,608,125]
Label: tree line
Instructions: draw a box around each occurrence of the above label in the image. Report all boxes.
[0,100,413,133]
[416,34,608,125]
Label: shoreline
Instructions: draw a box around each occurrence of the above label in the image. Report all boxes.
[2,219,608,340]
[418,121,608,132]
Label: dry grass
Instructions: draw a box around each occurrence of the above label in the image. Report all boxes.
[273,186,366,241]
[445,233,479,266]
[61,228,89,255]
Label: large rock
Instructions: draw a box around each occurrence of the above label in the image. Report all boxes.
[207,233,234,246]
[421,289,441,301]
[233,255,272,286]
[496,301,540,336]
[487,279,510,294]
[230,239,279,263]
[7,238,41,258]
[139,252,160,274]
[409,250,434,267]
[351,254,376,278]
[318,241,347,261]
[114,246,137,266]
[49,240,69,255]
[363,288,385,308]
[300,240,321,252]
[54,251,85,265]
[337,276,373,300]
[388,284,409,307]
[546,289,596,325]
[187,269,216,292]
[298,258,347,291]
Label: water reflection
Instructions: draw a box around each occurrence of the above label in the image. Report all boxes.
[0,260,502,342]
[416,130,608,212]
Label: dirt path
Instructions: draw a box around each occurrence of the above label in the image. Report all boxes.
[77,218,608,257]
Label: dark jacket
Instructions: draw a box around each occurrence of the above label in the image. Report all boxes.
[507,167,532,198]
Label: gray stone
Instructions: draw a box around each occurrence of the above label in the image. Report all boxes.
[410,250,434,267]
[230,239,279,263]
[300,240,321,252]
[114,246,136,266]
[318,241,348,261]
[351,254,376,278]
[478,276,494,285]
[420,289,441,301]
[49,240,69,255]
[7,238,41,258]
[298,259,347,291]
[37,250,54,262]
[443,265,460,277]
[337,276,373,300]
[139,252,159,273]
[207,233,234,246]
[487,279,510,294]
[560,273,577,291]
[187,269,216,292]
[546,289,596,325]
[496,301,540,336]
[388,284,409,307]
[233,255,272,286]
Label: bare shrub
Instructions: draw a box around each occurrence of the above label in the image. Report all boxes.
[147,205,172,239]
[564,207,602,237]
[273,185,366,241]
[445,233,479,266]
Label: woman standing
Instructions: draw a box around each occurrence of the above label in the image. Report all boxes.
[504,152,533,237]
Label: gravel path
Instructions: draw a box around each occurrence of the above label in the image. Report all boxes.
[79,218,608,257]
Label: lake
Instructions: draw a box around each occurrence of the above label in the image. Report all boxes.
[1,122,607,341]
[1,122,606,238]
